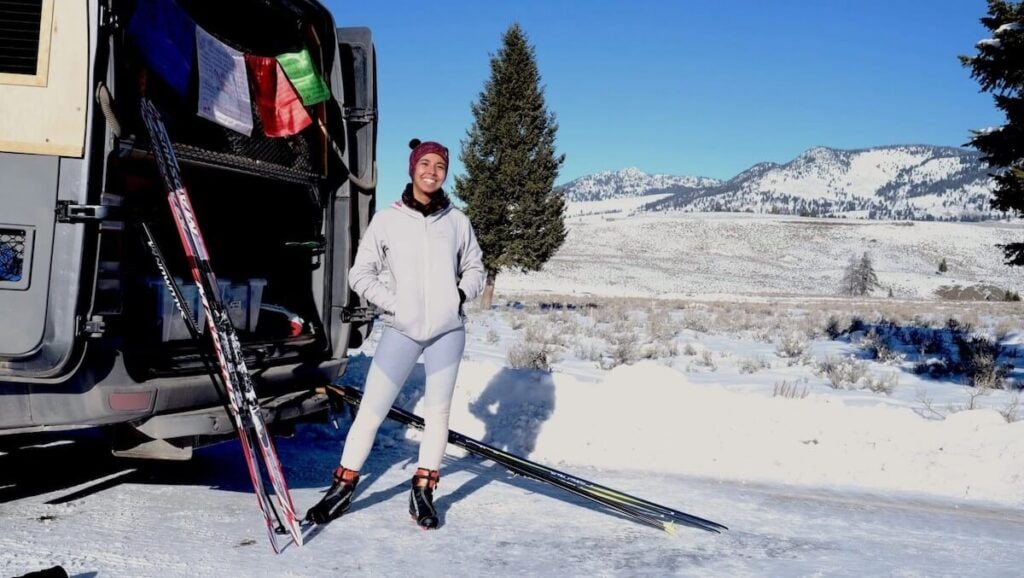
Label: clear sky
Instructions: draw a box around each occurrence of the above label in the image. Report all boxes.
[323,0,1004,205]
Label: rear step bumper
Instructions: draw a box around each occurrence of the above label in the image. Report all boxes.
[132,389,330,440]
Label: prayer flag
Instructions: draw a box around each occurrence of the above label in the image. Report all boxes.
[126,0,196,97]
[196,27,254,136]
[245,55,312,137]
[276,48,330,106]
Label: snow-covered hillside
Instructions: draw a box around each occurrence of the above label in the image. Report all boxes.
[564,193,674,218]
[559,146,999,221]
[500,212,1024,299]
[558,167,721,202]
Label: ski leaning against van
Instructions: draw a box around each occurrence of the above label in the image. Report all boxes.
[306,139,485,529]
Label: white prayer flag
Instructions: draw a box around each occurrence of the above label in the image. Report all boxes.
[196,27,254,136]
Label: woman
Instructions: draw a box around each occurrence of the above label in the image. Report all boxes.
[306,139,485,529]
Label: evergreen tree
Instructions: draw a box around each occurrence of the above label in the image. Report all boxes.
[455,24,566,307]
[938,257,949,273]
[840,252,880,296]
[858,252,880,294]
[960,1,1024,265]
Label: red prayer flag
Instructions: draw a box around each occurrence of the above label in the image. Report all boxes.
[245,55,313,137]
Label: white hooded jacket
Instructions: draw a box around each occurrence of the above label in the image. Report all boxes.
[349,200,486,341]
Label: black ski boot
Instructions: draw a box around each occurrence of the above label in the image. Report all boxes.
[305,466,359,525]
[409,468,440,529]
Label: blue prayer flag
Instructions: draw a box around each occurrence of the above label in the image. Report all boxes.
[127,0,196,97]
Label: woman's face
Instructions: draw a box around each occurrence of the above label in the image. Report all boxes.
[412,153,447,196]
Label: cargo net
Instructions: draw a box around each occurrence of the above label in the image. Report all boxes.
[0,228,25,282]
[136,64,323,186]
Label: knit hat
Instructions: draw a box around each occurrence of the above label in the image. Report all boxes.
[408,138,449,178]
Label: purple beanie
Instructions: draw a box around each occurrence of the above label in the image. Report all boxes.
[408,139,449,177]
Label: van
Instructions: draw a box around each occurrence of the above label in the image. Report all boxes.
[0,0,377,458]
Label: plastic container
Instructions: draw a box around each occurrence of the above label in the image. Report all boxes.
[148,277,266,340]
[147,277,206,342]
[217,278,267,332]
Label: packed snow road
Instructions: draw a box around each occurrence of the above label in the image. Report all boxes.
[1,429,1021,578]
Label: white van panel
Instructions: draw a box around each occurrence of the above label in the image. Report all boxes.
[0,0,88,157]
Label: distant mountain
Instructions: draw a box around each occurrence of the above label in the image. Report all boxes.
[559,146,1002,222]
[557,167,721,202]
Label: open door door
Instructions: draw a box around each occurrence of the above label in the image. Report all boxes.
[0,0,91,380]
[330,26,377,351]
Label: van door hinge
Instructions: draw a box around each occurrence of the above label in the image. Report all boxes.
[56,202,111,223]
[99,1,120,30]
[341,306,375,323]
[343,106,377,123]
[79,315,106,338]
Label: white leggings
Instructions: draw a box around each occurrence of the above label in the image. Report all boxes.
[340,326,466,472]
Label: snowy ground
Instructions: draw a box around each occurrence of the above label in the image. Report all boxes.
[500,212,1024,300]
[2,298,1023,577]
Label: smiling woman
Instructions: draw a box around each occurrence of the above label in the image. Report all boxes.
[305,137,486,530]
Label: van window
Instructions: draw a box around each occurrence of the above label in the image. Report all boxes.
[0,0,54,87]
[0,228,27,284]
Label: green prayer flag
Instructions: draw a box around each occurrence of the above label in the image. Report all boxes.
[276,48,330,106]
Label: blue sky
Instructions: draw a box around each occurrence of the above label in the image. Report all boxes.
[324,0,1003,205]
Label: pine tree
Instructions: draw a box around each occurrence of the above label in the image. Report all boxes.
[455,24,566,308]
[840,252,879,296]
[938,257,949,273]
[840,255,860,296]
[960,1,1024,265]
[858,252,879,294]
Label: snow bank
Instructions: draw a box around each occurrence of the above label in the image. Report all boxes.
[432,360,1024,508]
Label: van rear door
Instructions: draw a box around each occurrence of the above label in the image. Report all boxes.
[329,26,377,350]
[0,1,93,379]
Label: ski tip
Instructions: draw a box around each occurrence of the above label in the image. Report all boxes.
[698,522,725,534]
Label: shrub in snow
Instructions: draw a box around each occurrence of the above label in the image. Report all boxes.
[572,339,605,362]
[646,308,678,341]
[921,329,947,355]
[993,319,1016,342]
[682,342,697,356]
[640,340,678,360]
[486,328,500,344]
[999,395,1021,423]
[818,356,869,390]
[524,319,565,348]
[824,315,843,339]
[848,316,866,334]
[592,301,632,324]
[914,357,952,378]
[738,356,770,374]
[862,371,898,395]
[506,340,554,371]
[859,329,905,364]
[547,311,581,338]
[772,379,809,399]
[956,335,1011,389]
[946,317,973,337]
[775,331,808,359]
[506,310,527,330]
[602,339,639,369]
[680,311,711,334]
[752,326,775,343]
[695,350,717,371]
